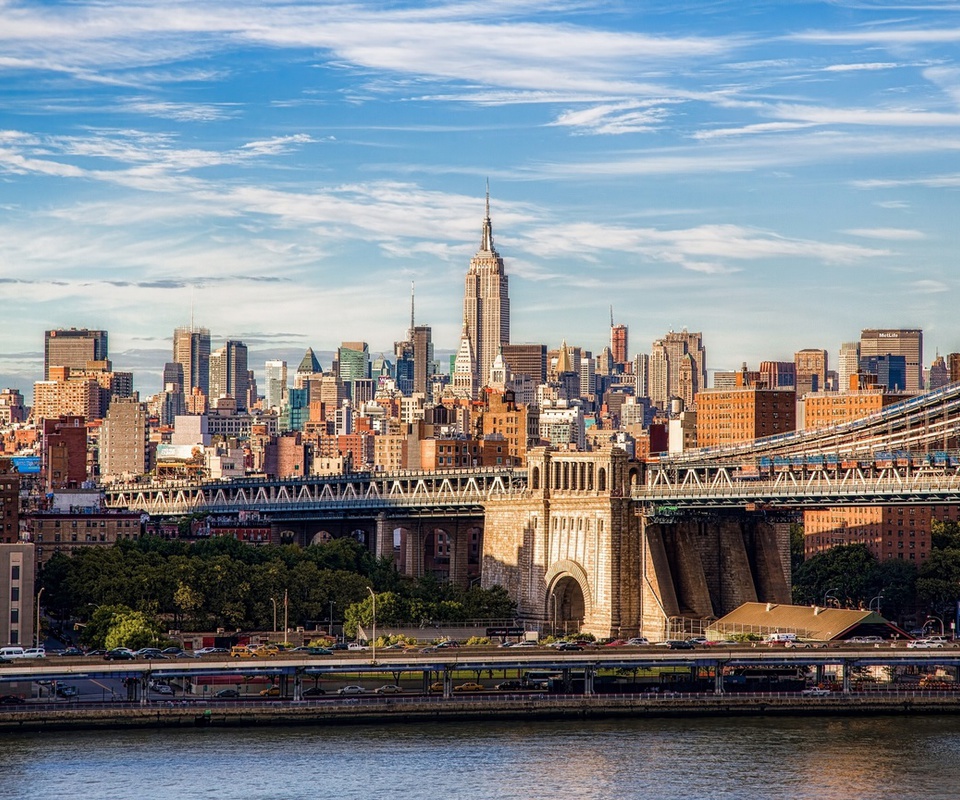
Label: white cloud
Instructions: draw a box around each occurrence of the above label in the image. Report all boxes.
[843,227,926,240]
[909,279,950,293]
[823,62,902,72]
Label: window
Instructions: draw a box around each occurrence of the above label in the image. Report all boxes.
[10,587,18,601]
[10,565,18,580]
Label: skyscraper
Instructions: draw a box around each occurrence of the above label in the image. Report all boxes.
[838,341,860,393]
[412,325,434,398]
[173,326,210,398]
[649,329,706,409]
[463,186,509,391]
[264,360,288,410]
[610,316,628,367]
[209,340,249,410]
[860,329,923,394]
[44,329,108,380]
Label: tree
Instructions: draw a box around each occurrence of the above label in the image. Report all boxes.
[104,610,163,650]
[792,544,878,607]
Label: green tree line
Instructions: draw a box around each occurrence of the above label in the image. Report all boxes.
[40,535,516,647]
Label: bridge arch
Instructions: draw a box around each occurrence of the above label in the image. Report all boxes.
[309,530,333,547]
[278,529,297,545]
[544,559,592,634]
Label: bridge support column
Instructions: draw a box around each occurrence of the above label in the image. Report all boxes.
[640,521,681,638]
[292,672,302,702]
[714,663,724,695]
[842,660,852,694]
[584,667,595,696]
[375,514,393,561]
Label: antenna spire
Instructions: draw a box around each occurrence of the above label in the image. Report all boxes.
[409,281,415,337]
[480,180,494,251]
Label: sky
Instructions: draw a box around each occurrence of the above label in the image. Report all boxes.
[2,0,960,401]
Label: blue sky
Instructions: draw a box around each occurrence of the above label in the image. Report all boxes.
[2,0,959,399]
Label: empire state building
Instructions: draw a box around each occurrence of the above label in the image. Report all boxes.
[463,188,509,392]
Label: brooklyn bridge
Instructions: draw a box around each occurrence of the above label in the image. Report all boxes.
[104,382,960,641]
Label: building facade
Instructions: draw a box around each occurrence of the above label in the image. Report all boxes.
[44,329,108,381]
[173,326,211,399]
[695,387,796,447]
[860,328,923,394]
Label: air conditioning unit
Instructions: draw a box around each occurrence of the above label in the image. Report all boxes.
[296,627,304,633]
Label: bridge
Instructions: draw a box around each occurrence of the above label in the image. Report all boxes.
[98,383,960,644]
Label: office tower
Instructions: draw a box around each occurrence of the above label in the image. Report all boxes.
[860,354,907,391]
[463,187,510,391]
[44,329,108,380]
[412,326,434,398]
[632,353,650,398]
[338,341,370,393]
[451,322,477,399]
[795,349,828,393]
[860,328,922,393]
[162,362,184,394]
[209,340,249,410]
[265,360,288,410]
[99,397,151,481]
[759,361,796,389]
[610,315,628,367]
[173,326,211,398]
[649,329,706,410]
[928,355,949,390]
[501,344,546,385]
[838,341,860,392]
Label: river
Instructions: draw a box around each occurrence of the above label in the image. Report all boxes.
[4,715,959,799]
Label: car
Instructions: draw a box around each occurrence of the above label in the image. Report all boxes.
[663,640,695,650]
[604,639,628,647]
[800,687,832,696]
[22,647,46,659]
[0,695,25,705]
[57,647,84,657]
[454,682,484,692]
[56,685,78,698]
[375,684,404,694]
[497,641,515,648]
[849,636,884,645]
[328,643,350,651]
[908,639,945,649]
[150,683,174,695]
[259,685,281,697]
[495,680,524,690]
[434,641,460,649]
[196,647,229,656]
[419,646,438,653]
[346,643,367,651]
[252,645,280,657]
[429,682,446,692]
[135,648,166,660]
[302,686,326,697]
[214,688,241,698]
[337,685,367,695]
[104,648,135,661]
[555,643,583,651]
[626,637,650,646]
[513,640,538,648]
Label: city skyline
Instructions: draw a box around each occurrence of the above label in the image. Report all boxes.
[2,1,960,398]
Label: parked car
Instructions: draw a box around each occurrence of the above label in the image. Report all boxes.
[22,647,46,659]
[663,640,695,650]
[429,682,446,692]
[302,686,326,697]
[495,680,524,690]
[57,647,84,657]
[555,643,583,651]
[337,685,367,695]
[375,684,404,694]
[104,648,135,661]
[56,685,78,698]
[135,648,165,660]
[150,683,174,695]
[259,685,280,697]
[196,647,229,656]
[908,639,945,649]
[346,643,367,651]
[454,682,484,692]
[214,688,241,698]
[626,637,650,646]
[0,695,25,705]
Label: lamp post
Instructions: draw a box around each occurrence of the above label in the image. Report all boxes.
[36,586,45,648]
[283,590,289,646]
[551,594,558,636]
[824,588,840,608]
[329,600,335,640]
[367,587,377,663]
[271,597,277,636]
[925,616,945,637]
[869,592,884,613]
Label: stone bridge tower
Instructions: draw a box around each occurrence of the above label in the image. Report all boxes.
[482,446,791,640]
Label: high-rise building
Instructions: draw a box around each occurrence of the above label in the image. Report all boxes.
[44,329,108,381]
[99,397,151,481]
[928,355,950,391]
[948,353,960,384]
[649,329,706,409]
[42,415,87,491]
[209,340,249,410]
[501,344,546,385]
[0,389,25,425]
[173,326,211,398]
[860,328,922,393]
[838,341,860,392]
[412,326,434,399]
[337,341,370,393]
[463,187,509,391]
[860,354,907,392]
[611,322,628,367]
[632,353,649,398]
[795,349,828,393]
[758,361,796,389]
[695,387,796,447]
[0,541,33,647]
[264,360,288,410]
[451,322,477,400]
[162,362,184,394]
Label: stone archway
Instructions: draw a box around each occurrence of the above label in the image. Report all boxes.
[309,530,333,547]
[278,529,297,545]
[544,559,592,636]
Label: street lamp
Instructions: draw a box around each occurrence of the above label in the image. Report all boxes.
[36,586,45,648]
[925,616,945,637]
[869,592,884,613]
[551,594,558,635]
[271,597,277,635]
[328,601,335,640]
[823,588,840,608]
[367,587,377,663]
[283,590,289,646]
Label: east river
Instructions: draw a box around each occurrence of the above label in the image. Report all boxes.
[4,715,960,799]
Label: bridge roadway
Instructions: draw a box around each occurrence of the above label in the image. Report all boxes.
[3,646,958,696]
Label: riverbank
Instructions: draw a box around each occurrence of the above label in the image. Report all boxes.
[4,692,960,732]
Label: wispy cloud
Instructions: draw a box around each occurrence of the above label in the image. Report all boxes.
[843,227,926,240]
